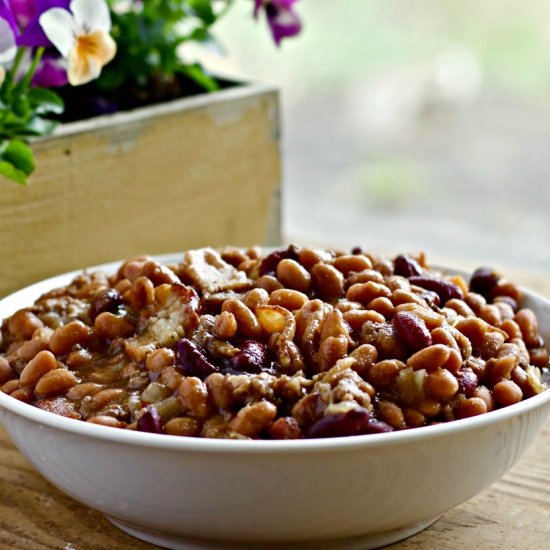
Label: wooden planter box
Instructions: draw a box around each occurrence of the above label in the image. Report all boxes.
[0,82,281,297]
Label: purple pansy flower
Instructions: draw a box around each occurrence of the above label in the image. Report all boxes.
[8,0,34,28]
[0,0,18,34]
[32,51,67,86]
[254,0,302,46]
[14,0,70,47]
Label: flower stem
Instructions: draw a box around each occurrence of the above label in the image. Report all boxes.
[20,47,45,91]
[2,47,26,97]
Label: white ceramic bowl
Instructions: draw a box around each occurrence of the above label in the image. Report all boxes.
[1,257,549,550]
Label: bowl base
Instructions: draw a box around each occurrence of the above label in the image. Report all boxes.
[107,515,441,550]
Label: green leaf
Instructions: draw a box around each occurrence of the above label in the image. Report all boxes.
[0,161,29,185]
[27,88,65,115]
[1,139,35,176]
[23,116,58,137]
[188,0,216,25]
[179,64,220,92]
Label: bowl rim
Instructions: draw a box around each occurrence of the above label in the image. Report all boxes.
[1,253,549,455]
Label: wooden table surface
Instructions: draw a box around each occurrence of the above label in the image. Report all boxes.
[1,267,549,550]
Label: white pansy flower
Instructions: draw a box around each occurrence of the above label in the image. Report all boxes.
[39,0,116,86]
[0,17,17,86]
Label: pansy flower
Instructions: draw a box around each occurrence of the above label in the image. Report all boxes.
[11,0,71,47]
[0,12,17,86]
[254,0,302,46]
[39,0,116,86]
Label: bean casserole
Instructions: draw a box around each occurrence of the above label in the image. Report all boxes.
[0,246,548,439]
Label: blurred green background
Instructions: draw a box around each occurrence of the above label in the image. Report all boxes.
[202,0,550,271]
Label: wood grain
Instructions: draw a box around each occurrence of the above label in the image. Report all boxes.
[1,269,549,549]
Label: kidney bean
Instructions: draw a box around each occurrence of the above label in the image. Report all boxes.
[307,407,372,438]
[259,246,299,276]
[394,311,432,351]
[90,289,123,321]
[408,276,463,304]
[394,255,423,278]
[227,340,270,375]
[455,368,478,397]
[175,338,219,380]
[469,267,500,297]
[137,405,163,434]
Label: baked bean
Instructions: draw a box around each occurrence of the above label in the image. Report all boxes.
[159,366,183,392]
[369,359,406,387]
[2,379,20,394]
[455,397,488,418]
[319,310,349,341]
[298,248,333,270]
[407,345,451,372]
[91,388,127,410]
[347,282,391,305]
[529,347,549,368]
[17,336,49,362]
[493,380,523,407]
[0,357,15,385]
[346,269,384,287]
[311,263,345,300]
[65,349,93,369]
[445,299,475,317]
[20,350,58,387]
[146,348,176,373]
[487,355,517,382]
[492,280,521,303]
[317,336,348,372]
[477,332,506,360]
[391,289,424,307]
[242,288,270,311]
[463,292,486,314]
[403,407,425,428]
[417,397,442,418]
[366,297,395,320]
[332,254,372,275]
[378,401,405,429]
[35,369,77,397]
[493,301,515,321]
[256,305,287,334]
[425,369,459,400]
[276,259,311,293]
[395,303,444,329]
[130,276,155,308]
[500,319,522,340]
[178,377,212,418]
[212,311,238,340]
[66,382,103,400]
[479,305,502,326]
[430,327,460,353]
[165,416,202,437]
[10,387,34,403]
[350,344,378,378]
[88,416,126,428]
[256,275,284,293]
[50,321,91,356]
[455,318,488,346]
[221,298,262,339]
[94,312,135,340]
[514,309,540,348]
[8,310,43,339]
[441,348,462,374]
[269,289,309,310]
[228,401,277,437]
[472,386,494,412]
[343,309,386,331]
